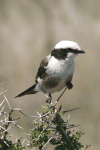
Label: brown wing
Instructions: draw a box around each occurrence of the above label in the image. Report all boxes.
[35,55,51,83]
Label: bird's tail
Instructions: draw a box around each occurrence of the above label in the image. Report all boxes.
[15,84,38,98]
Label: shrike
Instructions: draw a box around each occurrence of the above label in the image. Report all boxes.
[15,40,85,103]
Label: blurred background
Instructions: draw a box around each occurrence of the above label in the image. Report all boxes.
[0,0,100,149]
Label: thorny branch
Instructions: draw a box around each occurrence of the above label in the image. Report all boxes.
[0,83,27,148]
[0,82,91,149]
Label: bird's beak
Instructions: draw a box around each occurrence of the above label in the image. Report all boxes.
[73,49,85,54]
[78,50,85,54]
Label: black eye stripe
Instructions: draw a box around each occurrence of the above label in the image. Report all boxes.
[53,48,77,52]
[67,48,74,52]
[67,48,80,53]
[67,48,72,51]
[52,48,80,56]
[51,48,68,59]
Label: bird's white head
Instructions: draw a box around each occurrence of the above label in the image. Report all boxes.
[55,40,81,50]
[51,40,85,59]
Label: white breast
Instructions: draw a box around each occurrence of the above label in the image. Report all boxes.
[36,56,75,93]
[46,56,74,79]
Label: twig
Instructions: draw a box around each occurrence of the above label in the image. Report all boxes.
[41,105,46,108]
[54,87,67,106]
[66,125,80,129]
[4,95,12,110]
[12,116,22,121]
[65,114,70,126]
[0,105,5,116]
[0,90,8,96]
[0,82,5,86]
[22,138,30,145]
[3,141,9,147]
[13,108,21,111]
[14,123,23,129]
[82,144,92,150]
[24,133,30,136]
[63,107,81,113]
[28,115,38,118]
[58,105,62,112]
[42,131,57,150]
[31,126,39,131]
[19,110,27,117]
[37,126,48,141]
[0,125,6,131]
[0,99,5,107]
[33,111,51,122]
[0,120,17,123]
[7,135,12,140]
[61,127,73,147]
[36,111,41,117]
[3,126,14,132]
[48,126,56,129]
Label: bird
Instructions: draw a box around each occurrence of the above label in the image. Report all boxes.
[15,40,85,103]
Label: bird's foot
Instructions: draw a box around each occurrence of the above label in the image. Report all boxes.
[45,97,52,103]
[66,82,73,90]
[45,93,52,104]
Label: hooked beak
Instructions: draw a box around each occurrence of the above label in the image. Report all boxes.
[73,49,85,54]
[78,49,85,54]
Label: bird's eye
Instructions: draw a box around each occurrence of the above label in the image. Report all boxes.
[58,50,61,54]
[67,48,70,51]
[63,49,67,52]
[67,48,73,52]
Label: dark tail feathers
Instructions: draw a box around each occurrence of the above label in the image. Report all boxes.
[15,84,38,98]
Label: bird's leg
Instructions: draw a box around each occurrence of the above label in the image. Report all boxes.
[53,82,73,106]
[54,82,73,106]
[41,89,52,104]
[66,81,73,90]
[54,87,68,106]
[45,93,52,104]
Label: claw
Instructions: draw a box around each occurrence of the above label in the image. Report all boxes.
[66,82,73,90]
[46,97,51,103]
[45,93,52,104]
